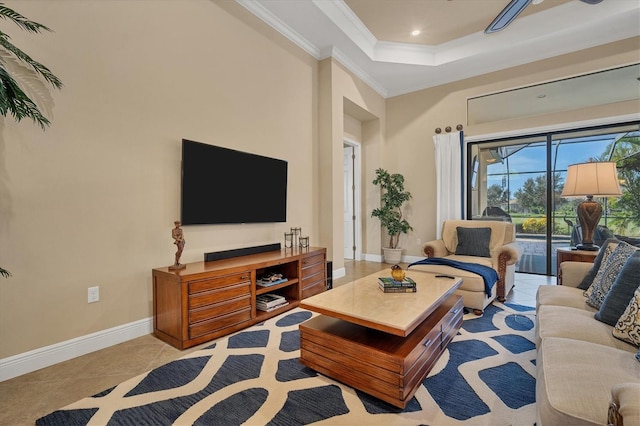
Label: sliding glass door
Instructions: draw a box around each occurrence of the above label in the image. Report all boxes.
[467,122,639,275]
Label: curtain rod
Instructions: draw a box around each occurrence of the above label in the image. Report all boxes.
[435,124,463,134]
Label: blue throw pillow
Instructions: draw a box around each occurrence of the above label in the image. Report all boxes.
[455,227,491,257]
[577,238,620,290]
[594,251,640,326]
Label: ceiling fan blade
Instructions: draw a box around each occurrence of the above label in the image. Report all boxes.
[485,0,532,34]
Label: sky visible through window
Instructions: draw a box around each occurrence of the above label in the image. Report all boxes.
[485,134,627,195]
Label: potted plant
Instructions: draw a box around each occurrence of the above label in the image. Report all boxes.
[371,168,412,264]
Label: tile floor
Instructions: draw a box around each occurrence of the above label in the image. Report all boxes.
[0,261,555,426]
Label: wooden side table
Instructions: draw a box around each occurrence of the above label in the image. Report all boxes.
[556,247,598,285]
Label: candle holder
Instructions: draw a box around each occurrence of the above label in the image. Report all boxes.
[299,236,309,249]
[284,232,294,249]
[290,227,301,247]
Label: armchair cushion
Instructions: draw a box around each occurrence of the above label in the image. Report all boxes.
[454,227,491,257]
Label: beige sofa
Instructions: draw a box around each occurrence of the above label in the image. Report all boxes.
[536,260,640,426]
[409,220,522,314]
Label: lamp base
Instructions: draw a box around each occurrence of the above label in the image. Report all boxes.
[576,196,603,252]
[575,243,599,251]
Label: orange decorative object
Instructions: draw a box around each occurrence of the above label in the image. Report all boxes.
[391,264,405,282]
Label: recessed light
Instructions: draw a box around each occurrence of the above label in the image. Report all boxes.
[411,30,421,36]
[537,94,546,99]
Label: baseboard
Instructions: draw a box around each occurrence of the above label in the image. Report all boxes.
[0,317,153,382]
[332,266,346,280]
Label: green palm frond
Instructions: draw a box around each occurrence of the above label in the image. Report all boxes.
[0,3,61,131]
[0,267,11,278]
[0,66,50,128]
[0,3,52,33]
[0,32,62,88]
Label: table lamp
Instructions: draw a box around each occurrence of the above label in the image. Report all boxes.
[561,161,622,251]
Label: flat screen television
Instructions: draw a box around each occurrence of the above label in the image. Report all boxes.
[180,139,288,225]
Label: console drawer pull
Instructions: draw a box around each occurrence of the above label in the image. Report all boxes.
[452,308,461,315]
[424,339,432,347]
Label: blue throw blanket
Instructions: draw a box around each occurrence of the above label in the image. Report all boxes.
[408,258,498,297]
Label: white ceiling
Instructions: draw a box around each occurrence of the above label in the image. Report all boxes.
[236,0,640,98]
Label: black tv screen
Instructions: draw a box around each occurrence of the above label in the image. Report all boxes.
[180,139,288,225]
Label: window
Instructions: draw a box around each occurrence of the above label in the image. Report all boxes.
[467,122,639,275]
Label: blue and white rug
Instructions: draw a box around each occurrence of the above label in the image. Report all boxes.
[37,302,537,425]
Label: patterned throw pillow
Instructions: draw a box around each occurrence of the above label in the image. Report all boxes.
[613,286,640,347]
[581,239,619,293]
[595,252,640,326]
[586,242,638,309]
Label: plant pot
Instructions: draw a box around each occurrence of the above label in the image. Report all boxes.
[383,248,402,264]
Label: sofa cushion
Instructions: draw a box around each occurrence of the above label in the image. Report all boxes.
[578,238,619,290]
[536,337,640,426]
[536,305,637,352]
[595,251,640,326]
[454,227,491,257]
[586,242,638,309]
[613,286,640,347]
[536,285,594,311]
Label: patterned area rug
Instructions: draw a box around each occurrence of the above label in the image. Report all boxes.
[37,302,537,425]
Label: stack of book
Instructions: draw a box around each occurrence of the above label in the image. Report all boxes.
[378,276,417,293]
[256,272,288,287]
[256,294,289,311]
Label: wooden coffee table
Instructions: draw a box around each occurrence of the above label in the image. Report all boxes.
[299,271,463,408]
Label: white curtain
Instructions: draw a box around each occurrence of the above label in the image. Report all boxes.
[433,131,462,238]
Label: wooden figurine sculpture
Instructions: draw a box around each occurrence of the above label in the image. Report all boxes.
[169,220,186,270]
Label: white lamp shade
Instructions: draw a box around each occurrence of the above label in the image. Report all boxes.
[561,162,622,197]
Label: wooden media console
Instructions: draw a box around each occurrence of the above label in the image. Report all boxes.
[152,247,326,349]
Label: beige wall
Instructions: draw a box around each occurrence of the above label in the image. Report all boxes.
[385,37,640,257]
[0,0,319,358]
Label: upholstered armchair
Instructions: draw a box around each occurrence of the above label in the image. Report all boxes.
[409,220,522,314]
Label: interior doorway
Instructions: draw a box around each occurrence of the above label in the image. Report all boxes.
[343,140,362,260]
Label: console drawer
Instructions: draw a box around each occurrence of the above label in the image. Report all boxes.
[189,282,251,309]
[301,261,324,279]
[189,295,251,324]
[301,253,325,274]
[302,276,326,299]
[189,308,252,339]
[188,271,251,295]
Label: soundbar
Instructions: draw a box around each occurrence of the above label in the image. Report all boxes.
[204,243,281,262]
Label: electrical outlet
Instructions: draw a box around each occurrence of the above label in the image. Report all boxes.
[417,238,422,245]
[88,286,100,303]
